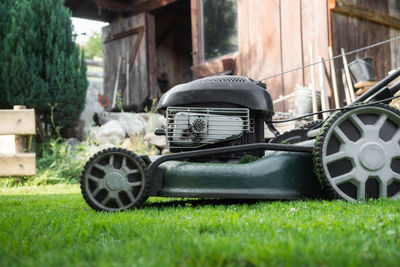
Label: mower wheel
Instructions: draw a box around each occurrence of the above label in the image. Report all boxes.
[80,147,150,211]
[313,104,400,201]
[270,120,323,144]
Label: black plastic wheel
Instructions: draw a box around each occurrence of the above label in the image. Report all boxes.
[80,147,150,211]
[313,104,400,201]
[298,120,324,130]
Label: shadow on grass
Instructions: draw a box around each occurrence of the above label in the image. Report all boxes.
[143,198,278,209]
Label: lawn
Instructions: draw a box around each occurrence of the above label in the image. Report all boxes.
[1,184,400,267]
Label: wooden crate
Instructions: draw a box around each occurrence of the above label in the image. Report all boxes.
[0,107,35,177]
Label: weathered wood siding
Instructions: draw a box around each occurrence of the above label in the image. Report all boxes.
[331,1,391,79]
[388,0,400,70]
[236,0,330,111]
[191,0,400,111]
[330,0,400,103]
[102,14,149,109]
[191,0,330,111]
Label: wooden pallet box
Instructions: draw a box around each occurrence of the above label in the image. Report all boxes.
[0,107,35,177]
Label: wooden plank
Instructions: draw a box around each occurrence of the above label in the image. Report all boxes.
[137,15,148,106]
[0,153,36,177]
[309,44,318,120]
[332,0,400,30]
[13,105,29,153]
[328,46,341,108]
[236,0,250,76]
[102,14,149,110]
[190,0,201,66]
[328,0,392,104]
[354,80,377,89]
[389,0,400,70]
[93,0,180,14]
[85,59,103,67]
[191,56,235,78]
[330,11,353,105]
[93,0,130,13]
[146,13,157,99]
[301,0,330,87]
[247,0,283,111]
[341,48,356,101]
[87,72,103,78]
[128,0,180,16]
[103,26,144,44]
[332,5,390,81]
[280,0,304,111]
[0,109,35,135]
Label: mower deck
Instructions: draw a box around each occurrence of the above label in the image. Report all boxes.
[156,141,326,199]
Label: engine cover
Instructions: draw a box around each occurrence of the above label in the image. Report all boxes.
[157,76,274,115]
[166,107,252,149]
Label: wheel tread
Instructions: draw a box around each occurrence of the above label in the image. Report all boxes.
[80,147,151,211]
[312,103,400,201]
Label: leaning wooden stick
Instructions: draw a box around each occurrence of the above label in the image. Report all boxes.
[328,46,340,108]
[341,48,356,102]
[309,43,318,120]
[126,48,130,105]
[341,71,352,105]
[112,56,123,108]
[318,57,329,119]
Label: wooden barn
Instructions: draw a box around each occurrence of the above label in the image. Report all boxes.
[65,0,400,112]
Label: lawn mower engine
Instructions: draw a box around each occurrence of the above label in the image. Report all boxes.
[80,70,400,212]
[155,76,273,160]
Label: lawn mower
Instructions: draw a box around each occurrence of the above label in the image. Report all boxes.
[80,70,400,211]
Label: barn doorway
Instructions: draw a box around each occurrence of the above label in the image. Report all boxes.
[151,1,193,94]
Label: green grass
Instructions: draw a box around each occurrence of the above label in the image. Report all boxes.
[1,185,400,266]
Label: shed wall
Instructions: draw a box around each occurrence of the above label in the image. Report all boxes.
[102,14,149,110]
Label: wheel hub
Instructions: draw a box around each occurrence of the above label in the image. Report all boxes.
[105,172,124,191]
[359,142,386,171]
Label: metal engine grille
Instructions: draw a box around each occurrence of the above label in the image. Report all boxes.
[166,107,252,149]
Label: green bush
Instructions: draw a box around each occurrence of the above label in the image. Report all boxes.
[1,0,88,136]
[0,0,13,107]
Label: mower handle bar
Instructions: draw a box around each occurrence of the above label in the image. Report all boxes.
[351,68,400,104]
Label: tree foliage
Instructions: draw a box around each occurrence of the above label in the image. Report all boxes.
[0,0,14,106]
[1,0,88,136]
[85,31,103,59]
[202,0,238,60]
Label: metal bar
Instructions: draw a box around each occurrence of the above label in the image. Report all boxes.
[148,143,313,173]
